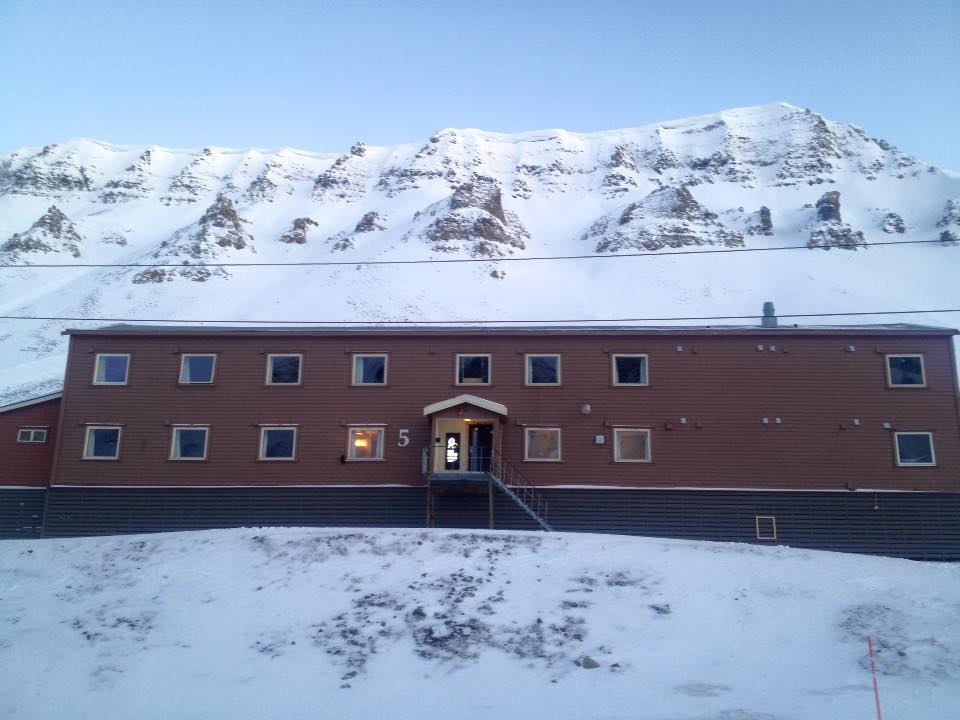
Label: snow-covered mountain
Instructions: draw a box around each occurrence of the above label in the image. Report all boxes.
[1,102,958,403]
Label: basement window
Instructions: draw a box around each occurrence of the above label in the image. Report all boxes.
[93,354,130,385]
[525,354,561,385]
[180,354,216,384]
[83,426,121,460]
[353,354,387,385]
[613,428,651,462]
[894,432,935,466]
[259,427,297,460]
[456,354,491,385]
[348,427,385,460]
[612,354,649,386]
[17,427,48,443]
[170,426,209,460]
[886,354,925,387]
[524,427,561,462]
[266,354,302,385]
[755,516,777,540]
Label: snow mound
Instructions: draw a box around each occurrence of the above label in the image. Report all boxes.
[1,528,957,720]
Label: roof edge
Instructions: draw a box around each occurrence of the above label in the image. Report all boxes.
[0,391,63,414]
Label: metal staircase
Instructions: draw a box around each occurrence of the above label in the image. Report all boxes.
[487,448,553,531]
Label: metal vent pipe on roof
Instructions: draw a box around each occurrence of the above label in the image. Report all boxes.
[761,301,778,328]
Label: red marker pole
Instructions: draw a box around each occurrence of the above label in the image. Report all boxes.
[867,635,884,720]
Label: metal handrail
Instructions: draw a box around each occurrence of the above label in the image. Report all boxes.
[488,447,552,531]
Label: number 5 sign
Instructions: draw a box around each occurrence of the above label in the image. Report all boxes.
[397,429,410,447]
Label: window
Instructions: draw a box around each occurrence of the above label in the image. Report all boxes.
[524,427,561,462]
[348,427,385,460]
[456,354,491,385]
[266,354,302,385]
[525,354,561,385]
[886,354,925,387]
[83,426,121,460]
[180,354,216,384]
[614,428,651,462]
[353,354,387,385]
[755,516,778,540]
[612,354,648,386]
[170,426,209,460]
[93,354,130,385]
[894,432,935,467]
[259,427,297,460]
[17,427,47,443]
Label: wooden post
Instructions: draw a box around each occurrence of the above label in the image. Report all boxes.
[488,477,495,530]
[426,483,434,528]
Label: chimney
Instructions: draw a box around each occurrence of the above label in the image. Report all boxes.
[761,301,778,328]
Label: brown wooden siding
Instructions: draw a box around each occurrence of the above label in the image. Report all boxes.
[0,399,60,487]
[52,331,960,491]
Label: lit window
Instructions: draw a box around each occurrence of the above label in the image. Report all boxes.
[886,355,925,387]
[614,428,651,462]
[353,354,387,385]
[170,426,209,460]
[17,428,47,443]
[266,354,302,385]
[259,427,297,460]
[83,426,121,460]
[180,354,216,384]
[612,354,648,385]
[526,354,561,385]
[348,427,385,460]
[93,354,130,385]
[524,427,561,462]
[894,432,935,466]
[456,354,491,385]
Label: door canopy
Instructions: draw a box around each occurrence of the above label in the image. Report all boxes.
[422,394,508,417]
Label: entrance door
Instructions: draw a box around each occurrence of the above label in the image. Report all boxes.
[444,432,462,471]
[468,423,493,472]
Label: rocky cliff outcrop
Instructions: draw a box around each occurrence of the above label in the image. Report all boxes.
[133,194,254,282]
[584,185,744,252]
[0,206,84,259]
[807,191,866,249]
[406,175,528,257]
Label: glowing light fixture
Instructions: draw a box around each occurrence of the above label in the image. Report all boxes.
[354,437,369,448]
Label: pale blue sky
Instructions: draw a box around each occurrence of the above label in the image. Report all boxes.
[2,0,958,168]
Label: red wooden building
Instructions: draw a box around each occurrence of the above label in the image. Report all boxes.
[2,312,959,558]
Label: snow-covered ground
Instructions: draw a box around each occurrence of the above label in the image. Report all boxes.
[1,528,957,720]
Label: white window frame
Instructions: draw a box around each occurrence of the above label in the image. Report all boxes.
[611,353,649,386]
[265,353,303,386]
[179,353,217,384]
[93,353,131,386]
[894,432,936,467]
[17,427,48,443]
[885,354,926,388]
[524,354,562,386]
[83,425,122,460]
[258,426,298,461]
[523,427,562,462]
[347,426,386,461]
[169,425,210,461]
[613,427,652,463]
[455,354,492,386]
[352,354,388,386]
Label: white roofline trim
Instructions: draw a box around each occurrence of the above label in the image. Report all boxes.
[423,394,508,417]
[0,392,63,414]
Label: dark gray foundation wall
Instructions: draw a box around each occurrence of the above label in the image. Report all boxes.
[1,487,957,561]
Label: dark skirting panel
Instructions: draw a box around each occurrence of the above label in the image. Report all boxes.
[0,488,46,539]
[21,486,960,561]
[43,486,428,537]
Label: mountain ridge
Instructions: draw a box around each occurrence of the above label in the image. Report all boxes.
[0,102,958,405]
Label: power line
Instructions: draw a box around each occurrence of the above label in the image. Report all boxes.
[0,238,952,270]
[0,309,958,326]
